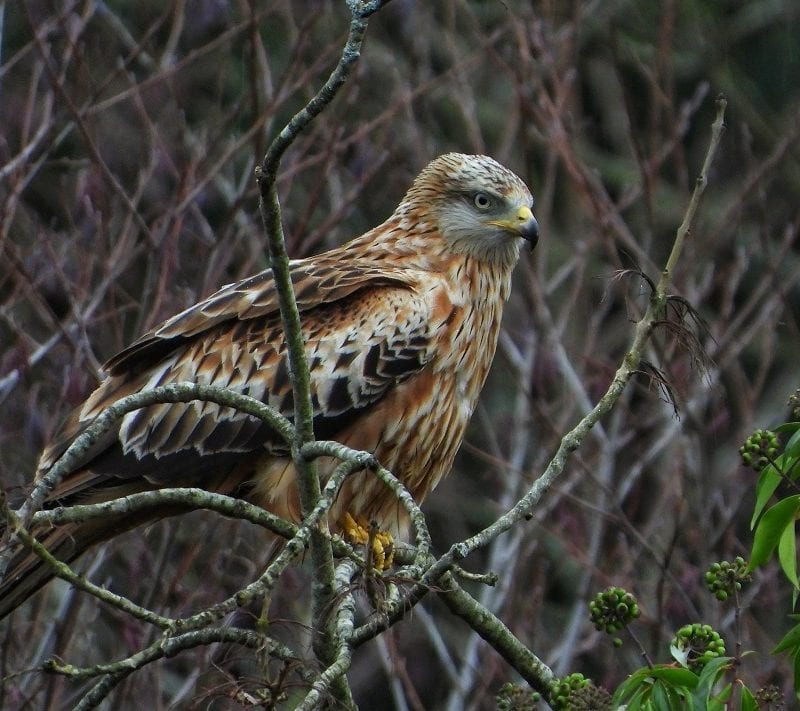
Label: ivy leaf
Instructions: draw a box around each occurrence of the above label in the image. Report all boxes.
[692,657,731,705]
[776,423,800,434]
[750,495,800,570]
[778,519,799,591]
[612,665,699,708]
[710,681,732,708]
[752,459,786,527]
[652,680,690,711]
[648,666,700,687]
[740,685,758,711]
[781,426,800,481]
[773,619,800,653]
[670,643,690,668]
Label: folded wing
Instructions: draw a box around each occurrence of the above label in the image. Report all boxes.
[38,256,437,502]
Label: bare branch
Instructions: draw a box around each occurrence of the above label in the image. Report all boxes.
[254,0,394,679]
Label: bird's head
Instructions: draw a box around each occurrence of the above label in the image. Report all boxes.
[400,153,539,266]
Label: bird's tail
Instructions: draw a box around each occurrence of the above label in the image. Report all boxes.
[0,500,189,621]
[0,520,105,620]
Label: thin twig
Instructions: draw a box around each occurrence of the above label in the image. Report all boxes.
[349,99,729,682]
[441,97,728,568]
[0,382,294,580]
[437,574,556,699]
[254,0,393,677]
[2,501,173,629]
[296,560,359,711]
[62,627,303,711]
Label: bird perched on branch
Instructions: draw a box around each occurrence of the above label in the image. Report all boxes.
[0,153,538,618]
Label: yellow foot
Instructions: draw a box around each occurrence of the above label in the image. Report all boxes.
[341,512,394,570]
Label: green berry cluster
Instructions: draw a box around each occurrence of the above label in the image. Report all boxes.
[739,429,778,471]
[549,674,611,711]
[495,682,538,711]
[589,586,640,635]
[672,623,726,670]
[705,558,750,601]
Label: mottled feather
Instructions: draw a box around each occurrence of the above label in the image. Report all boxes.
[0,153,538,616]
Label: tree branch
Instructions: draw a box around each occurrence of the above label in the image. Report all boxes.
[32,488,296,539]
[0,382,294,580]
[437,575,556,700]
[1,499,173,629]
[348,98,729,680]
[302,439,434,568]
[439,96,728,567]
[254,0,393,678]
[55,627,305,710]
[297,560,359,711]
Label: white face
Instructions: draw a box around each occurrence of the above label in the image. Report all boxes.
[430,154,537,263]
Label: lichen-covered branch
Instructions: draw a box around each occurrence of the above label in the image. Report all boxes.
[254,0,394,676]
[297,560,359,711]
[33,487,297,539]
[302,439,434,568]
[47,627,299,680]
[437,575,556,701]
[0,382,294,581]
[1,500,173,629]
[348,99,728,669]
[168,446,378,635]
[55,627,305,711]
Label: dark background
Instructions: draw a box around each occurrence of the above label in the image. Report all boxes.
[1,1,799,708]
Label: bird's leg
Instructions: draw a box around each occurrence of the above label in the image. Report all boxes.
[341,512,394,570]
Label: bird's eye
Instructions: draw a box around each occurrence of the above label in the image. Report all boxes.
[472,192,493,210]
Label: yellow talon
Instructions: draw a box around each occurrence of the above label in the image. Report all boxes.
[372,529,394,570]
[341,512,394,570]
[342,512,369,545]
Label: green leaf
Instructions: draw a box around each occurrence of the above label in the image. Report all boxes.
[612,669,654,705]
[670,642,689,667]
[692,657,731,704]
[740,685,759,711]
[782,427,800,482]
[652,680,690,711]
[752,461,785,526]
[782,424,800,458]
[750,495,800,570]
[613,665,700,709]
[778,519,800,589]
[773,621,800,653]
[665,683,692,710]
[707,695,726,711]
[647,666,699,688]
[711,681,733,704]
[651,682,670,710]
[613,666,699,708]
[626,684,648,710]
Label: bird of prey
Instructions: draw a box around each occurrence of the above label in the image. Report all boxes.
[0,153,538,617]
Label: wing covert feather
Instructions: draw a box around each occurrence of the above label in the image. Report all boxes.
[111,284,437,459]
[40,278,442,488]
[106,258,412,375]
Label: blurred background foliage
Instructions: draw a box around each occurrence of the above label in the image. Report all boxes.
[1,0,799,708]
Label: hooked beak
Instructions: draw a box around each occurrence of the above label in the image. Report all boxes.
[488,205,539,248]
